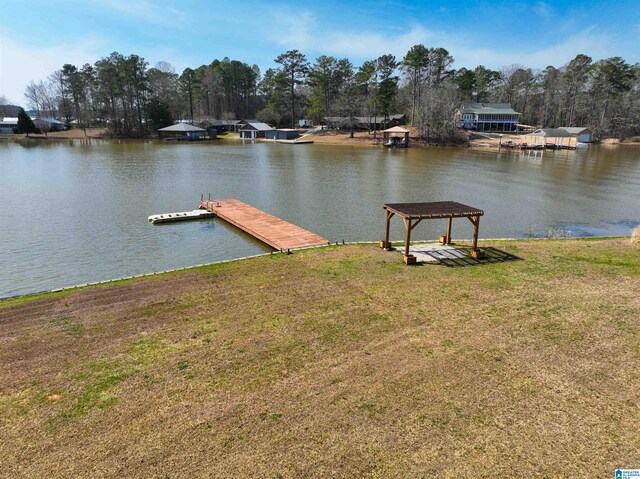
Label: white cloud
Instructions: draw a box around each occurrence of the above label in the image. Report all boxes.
[0,35,106,105]
[267,10,435,61]
[100,0,187,27]
[263,9,621,70]
[321,26,434,59]
[270,17,621,71]
[533,2,552,17]
[450,26,615,70]
[269,10,317,50]
[0,33,204,106]
[261,5,633,69]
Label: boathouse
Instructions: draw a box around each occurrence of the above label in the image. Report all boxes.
[455,103,520,132]
[383,126,410,147]
[158,123,207,140]
[522,129,577,149]
[558,127,593,143]
[236,119,259,130]
[265,129,300,140]
[239,122,273,139]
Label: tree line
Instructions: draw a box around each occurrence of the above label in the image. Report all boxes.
[22,47,640,140]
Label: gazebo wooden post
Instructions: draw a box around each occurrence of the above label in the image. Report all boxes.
[468,214,484,259]
[446,217,453,244]
[472,215,479,250]
[403,218,411,256]
[381,210,394,249]
[402,218,417,264]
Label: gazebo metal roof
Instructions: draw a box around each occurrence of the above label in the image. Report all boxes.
[383,126,410,133]
[384,201,484,219]
[158,123,206,132]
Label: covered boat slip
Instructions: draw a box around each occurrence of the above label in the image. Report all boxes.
[381,201,485,264]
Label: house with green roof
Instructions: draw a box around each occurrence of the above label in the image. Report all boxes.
[455,103,521,132]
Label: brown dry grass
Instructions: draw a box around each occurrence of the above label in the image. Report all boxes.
[631,226,640,244]
[304,129,387,147]
[307,128,467,147]
[1,239,639,478]
[469,133,523,148]
[0,128,107,140]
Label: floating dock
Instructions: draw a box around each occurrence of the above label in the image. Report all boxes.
[148,209,215,224]
[274,139,314,144]
[199,199,328,251]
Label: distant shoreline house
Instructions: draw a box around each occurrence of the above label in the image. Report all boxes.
[0,116,68,134]
[204,119,241,134]
[34,118,68,132]
[0,117,17,134]
[455,103,520,132]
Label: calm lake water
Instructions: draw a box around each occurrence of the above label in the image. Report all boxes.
[1,139,639,298]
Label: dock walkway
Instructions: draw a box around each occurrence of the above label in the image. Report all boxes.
[199,199,328,251]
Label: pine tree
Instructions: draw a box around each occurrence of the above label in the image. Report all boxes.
[146,97,173,131]
[17,108,39,136]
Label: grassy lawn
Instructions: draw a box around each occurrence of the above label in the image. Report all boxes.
[1,239,639,478]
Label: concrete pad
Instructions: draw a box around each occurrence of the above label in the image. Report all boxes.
[407,243,467,262]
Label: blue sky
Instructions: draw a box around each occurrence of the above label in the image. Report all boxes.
[1,0,639,105]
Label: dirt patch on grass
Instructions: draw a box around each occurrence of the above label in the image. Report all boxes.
[1,239,639,478]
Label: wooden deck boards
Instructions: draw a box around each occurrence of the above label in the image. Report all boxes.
[199,199,328,250]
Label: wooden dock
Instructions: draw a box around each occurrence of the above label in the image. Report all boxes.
[199,199,328,251]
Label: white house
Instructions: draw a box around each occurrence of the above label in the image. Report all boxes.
[0,116,68,134]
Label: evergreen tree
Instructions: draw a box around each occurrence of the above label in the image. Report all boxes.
[146,97,173,131]
[376,54,399,126]
[16,108,38,136]
[400,44,429,124]
[274,50,309,128]
[179,68,197,121]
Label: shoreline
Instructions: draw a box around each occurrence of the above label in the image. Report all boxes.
[0,235,630,304]
[2,129,639,146]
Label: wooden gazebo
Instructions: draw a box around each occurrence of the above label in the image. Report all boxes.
[383,126,410,147]
[381,201,485,264]
[158,123,207,140]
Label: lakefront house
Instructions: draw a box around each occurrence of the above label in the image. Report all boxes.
[455,103,521,132]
